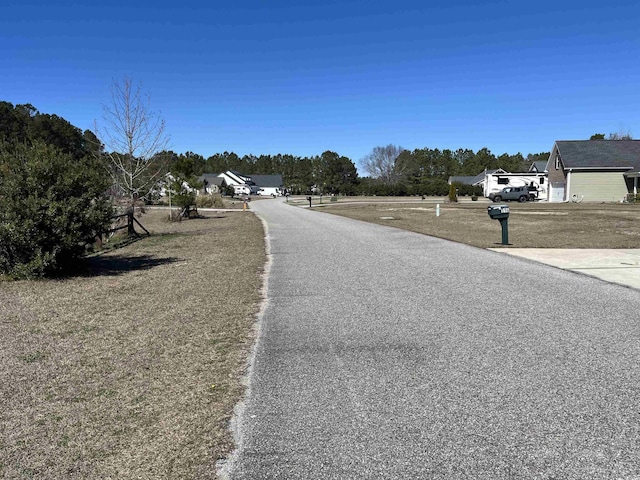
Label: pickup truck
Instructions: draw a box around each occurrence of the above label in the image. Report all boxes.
[488,186,536,202]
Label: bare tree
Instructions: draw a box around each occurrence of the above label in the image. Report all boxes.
[360,144,406,184]
[608,130,633,140]
[95,76,169,206]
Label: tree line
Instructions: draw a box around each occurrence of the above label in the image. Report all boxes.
[165,146,550,197]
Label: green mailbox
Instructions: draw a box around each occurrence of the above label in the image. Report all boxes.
[487,204,509,219]
[487,205,510,244]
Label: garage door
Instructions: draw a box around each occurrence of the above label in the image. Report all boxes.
[550,183,565,202]
[570,172,628,202]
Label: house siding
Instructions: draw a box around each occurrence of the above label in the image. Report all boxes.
[569,172,628,202]
[547,147,567,202]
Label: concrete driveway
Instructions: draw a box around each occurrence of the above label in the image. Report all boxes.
[491,248,640,290]
[221,199,640,479]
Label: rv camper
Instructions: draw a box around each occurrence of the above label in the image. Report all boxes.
[484,172,548,201]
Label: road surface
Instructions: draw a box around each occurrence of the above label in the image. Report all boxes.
[221,199,640,479]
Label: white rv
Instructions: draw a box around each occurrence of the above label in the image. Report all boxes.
[484,172,548,201]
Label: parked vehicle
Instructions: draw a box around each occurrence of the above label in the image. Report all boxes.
[233,184,251,196]
[489,186,536,202]
[483,172,547,200]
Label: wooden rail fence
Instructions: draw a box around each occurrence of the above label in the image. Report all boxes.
[106,210,150,239]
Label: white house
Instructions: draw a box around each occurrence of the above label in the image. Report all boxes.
[199,170,284,196]
[218,170,252,187]
[251,174,284,196]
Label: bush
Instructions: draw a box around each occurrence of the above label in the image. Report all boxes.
[196,193,225,209]
[212,194,224,208]
[448,183,458,202]
[454,183,484,197]
[0,142,113,278]
[196,194,214,208]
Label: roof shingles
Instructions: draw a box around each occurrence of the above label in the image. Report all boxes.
[556,140,640,170]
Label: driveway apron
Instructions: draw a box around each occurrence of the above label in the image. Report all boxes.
[224,199,640,479]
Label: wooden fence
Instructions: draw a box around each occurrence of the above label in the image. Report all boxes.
[106,210,150,239]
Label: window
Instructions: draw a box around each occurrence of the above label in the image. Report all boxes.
[555,154,560,170]
[540,177,545,185]
[497,177,509,184]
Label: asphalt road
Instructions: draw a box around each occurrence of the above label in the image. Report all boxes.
[221,199,640,479]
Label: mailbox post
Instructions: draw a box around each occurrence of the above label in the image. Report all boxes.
[487,205,510,245]
[306,196,312,208]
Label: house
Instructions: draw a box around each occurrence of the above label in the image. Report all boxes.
[156,172,197,197]
[199,174,226,194]
[251,174,284,196]
[546,140,640,202]
[528,161,548,173]
[218,170,253,188]
[200,170,284,196]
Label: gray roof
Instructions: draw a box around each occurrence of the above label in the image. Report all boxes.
[529,161,547,172]
[251,174,283,188]
[199,174,225,186]
[556,140,640,170]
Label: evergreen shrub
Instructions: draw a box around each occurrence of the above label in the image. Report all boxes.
[0,142,112,278]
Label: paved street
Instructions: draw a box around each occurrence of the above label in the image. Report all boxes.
[221,199,640,479]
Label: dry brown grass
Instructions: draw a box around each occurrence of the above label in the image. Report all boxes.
[4,197,638,478]
[312,199,640,248]
[0,208,265,479]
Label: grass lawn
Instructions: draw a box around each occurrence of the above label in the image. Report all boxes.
[304,198,640,249]
[0,208,265,479]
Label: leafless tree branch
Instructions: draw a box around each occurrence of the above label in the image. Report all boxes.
[95,76,169,205]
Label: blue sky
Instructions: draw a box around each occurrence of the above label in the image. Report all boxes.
[2,0,639,171]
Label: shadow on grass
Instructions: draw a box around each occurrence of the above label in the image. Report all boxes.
[84,254,180,277]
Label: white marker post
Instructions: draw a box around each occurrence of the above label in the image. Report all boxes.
[436,204,440,217]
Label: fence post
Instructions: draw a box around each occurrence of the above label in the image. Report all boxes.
[127,210,136,236]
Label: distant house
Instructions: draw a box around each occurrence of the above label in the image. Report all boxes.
[528,161,548,173]
[546,140,640,202]
[200,170,284,196]
[199,174,226,194]
[218,170,253,188]
[251,174,284,196]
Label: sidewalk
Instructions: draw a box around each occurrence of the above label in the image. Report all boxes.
[490,248,640,290]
